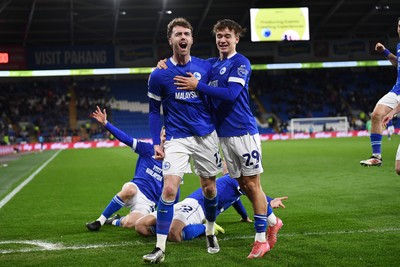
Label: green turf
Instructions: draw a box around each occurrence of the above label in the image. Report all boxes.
[0,136,399,266]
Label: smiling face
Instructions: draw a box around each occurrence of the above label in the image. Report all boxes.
[169,25,193,62]
[215,27,239,59]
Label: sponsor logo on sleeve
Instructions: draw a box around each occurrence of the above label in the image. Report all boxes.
[237,65,248,77]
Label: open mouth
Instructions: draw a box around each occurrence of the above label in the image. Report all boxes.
[179,42,187,49]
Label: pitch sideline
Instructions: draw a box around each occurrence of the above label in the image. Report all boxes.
[0,150,62,209]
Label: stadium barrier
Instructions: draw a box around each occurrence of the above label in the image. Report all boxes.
[1,129,398,154]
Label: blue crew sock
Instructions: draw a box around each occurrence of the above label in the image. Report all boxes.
[102,195,124,218]
[182,224,206,240]
[254,214,268,233]
[156,197,174,235]
[267,204,273,217]
[370,133,382,155]
[203,194,218,223]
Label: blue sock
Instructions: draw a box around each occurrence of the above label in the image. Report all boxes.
[254,214,267,233]
[203,194,218,223]
[370,133,382,155]
[182,224,206,240]
[267,204,273,217]
[156,198,174,235]
[102,195,124,218]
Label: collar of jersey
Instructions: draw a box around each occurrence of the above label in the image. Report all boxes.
[219,51,237,61]
[170,56,192,66]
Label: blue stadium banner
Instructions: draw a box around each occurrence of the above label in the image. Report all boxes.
[27,45,115,69]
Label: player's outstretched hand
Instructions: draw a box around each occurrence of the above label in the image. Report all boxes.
[240,217,253,223]
[270,196,288,209]
[375,42,385,52]
[92,105,107,126]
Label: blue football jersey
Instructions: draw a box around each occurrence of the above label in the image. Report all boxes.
[207,53,258,137]
[187,174,244,216]
[148,56,215,142]
[389,43,400,95]
[104,121,164,204]
[131,140,164,204]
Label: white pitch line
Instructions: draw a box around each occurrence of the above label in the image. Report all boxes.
[0,240,140,254]
[1,227,399,254]
[0,150,62,209]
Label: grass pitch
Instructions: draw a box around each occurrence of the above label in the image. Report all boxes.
[0,136,399,266]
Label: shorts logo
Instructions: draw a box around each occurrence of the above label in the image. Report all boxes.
[163,161,171,170]
[219,67,226,75]
[237,65,248,77]
[193,72,201,80]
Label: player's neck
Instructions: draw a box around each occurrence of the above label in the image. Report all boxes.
[219,51,236,60]
[173,54,191,65]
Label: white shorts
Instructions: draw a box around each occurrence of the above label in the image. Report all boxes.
[173,198,205,226]
[124,182,156,215]
[220,133,264,179]
[377,92,400,109]
[163,130,222,178]
[396,144,400,160]
[149,198,205,227]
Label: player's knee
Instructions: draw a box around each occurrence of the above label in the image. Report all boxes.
[396,167,400,175]
[135,224,151,236]
[202,185,216,199]
[120,184,136,198]
[167,228,182,242]
[122,218,136,229]
[371,110,385,123]
[162,185,178,200]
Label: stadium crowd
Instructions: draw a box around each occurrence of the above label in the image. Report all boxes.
[0,66,397,146]
[0,78,112,145]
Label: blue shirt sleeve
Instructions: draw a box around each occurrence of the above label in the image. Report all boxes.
[104,122,134,147]
[148,70,163,145]
[149,99,162,145]
[196,81,243,102]
[232,198,248,219]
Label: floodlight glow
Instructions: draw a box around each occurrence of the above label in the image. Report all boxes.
[0,61,392,77]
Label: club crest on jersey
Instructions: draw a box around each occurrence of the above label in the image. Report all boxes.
[219,67,226,75]
[163,161,171,171]
[237,65,248,77]
[193,72,201,80]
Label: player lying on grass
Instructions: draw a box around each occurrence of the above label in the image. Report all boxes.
[107,164,287,250]
[86,106,185,231]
